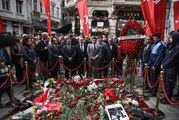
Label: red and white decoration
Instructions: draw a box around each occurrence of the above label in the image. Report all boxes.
[141,0,166,40]
[77,0,89,35]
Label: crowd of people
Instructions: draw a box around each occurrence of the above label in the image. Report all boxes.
[0,30,179,108]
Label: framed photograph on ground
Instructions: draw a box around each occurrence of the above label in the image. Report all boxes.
[105,104,129,120]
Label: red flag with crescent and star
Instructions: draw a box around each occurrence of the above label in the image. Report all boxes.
[40,0,51,35]
[0,16,3,32]
[141,0,166,40]
[77,0,89,35]
[174,1,179,32]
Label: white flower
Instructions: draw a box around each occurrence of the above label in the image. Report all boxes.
[72,75,81,82]
[131,100,139,106]
[88,82,97,91]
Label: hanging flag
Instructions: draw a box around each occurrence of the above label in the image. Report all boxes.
[0,16,3,32]
[141,0,166,40]
[141,0,155,36]
[153,0,166,40]
[174,1,179,32]
[40,0,51,35]
[77,0,89,35]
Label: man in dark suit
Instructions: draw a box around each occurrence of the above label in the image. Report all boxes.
[87,36,102,78]
[104,37,118,77]
[35,32,49,80]
[76,36,88,78]
[62,36,77,79]
[48,37,61,78]
[141,36,152,92]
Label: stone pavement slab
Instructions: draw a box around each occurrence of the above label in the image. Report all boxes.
[0,85,25,120]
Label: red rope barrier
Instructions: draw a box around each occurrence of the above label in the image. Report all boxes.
[0,78,9,89]
[162,80,179,105]
[40,60,58,72]
[135,65,145,77]
[11,72,27,85]
[87,61,112,70]
[62,61,84,72]
[114,62,134,74]
[146,69,160,88]
[28,62,39,76]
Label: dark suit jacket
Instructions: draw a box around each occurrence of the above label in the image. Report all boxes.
[35,40,49,62]
[162,44,179,77]
[48,44,61,64]
[105,44,118,62]
[76,43,88,63]
[142,44,152,63]
[61,45,76,63]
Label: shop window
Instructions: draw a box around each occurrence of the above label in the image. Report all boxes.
[91,10,109,36]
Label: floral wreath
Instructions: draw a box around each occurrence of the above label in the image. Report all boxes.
[119,20,145,55]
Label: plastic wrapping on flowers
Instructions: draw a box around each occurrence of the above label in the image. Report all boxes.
[20,78,155,120]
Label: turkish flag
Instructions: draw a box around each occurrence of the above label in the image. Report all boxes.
[77,0,89,35]
[33,89,49,105]
[40,0,51,35]
[154,0,166,40]
[0,16,3,32]
[141,0,166,40]
[141,0,155,36]
[174,1,179,32]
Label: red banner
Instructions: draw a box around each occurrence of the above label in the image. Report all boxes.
[77,0,89,35]
[141,0,155,36]
[141,0,166,40]
[40,0,51,35]
[174,1,179,32]
[0,16,3,32]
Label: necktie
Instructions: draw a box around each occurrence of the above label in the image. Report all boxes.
[80,44,83,52]
[94,43,96,51]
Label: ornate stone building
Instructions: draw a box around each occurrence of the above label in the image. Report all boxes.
[0,0,63,35]
[64,0,143,36]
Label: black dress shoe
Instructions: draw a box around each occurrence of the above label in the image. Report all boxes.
[146,93,156,97]
[145,89,151,93]
[160,98,169,104]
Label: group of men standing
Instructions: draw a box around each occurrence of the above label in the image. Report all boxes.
[141,32,179,104]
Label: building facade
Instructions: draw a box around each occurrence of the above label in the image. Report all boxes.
[64,0,143,36]
[0,0,63,35]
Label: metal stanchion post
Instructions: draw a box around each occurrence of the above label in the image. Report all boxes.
[25,61,30,92]
[8,65,15,103]
[132,59,137,89]
[142,64,149,101]
[153,70,165,118]
[112,58,115,78]
[59,56,62,79]
[37,57,40,80]
[84,58,86,76]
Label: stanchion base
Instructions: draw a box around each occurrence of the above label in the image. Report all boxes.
[151,108,165,119]
[142,95,150,101]
[133,85,138,89]
[23,91,32,99]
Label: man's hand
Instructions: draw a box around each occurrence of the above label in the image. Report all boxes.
[6,73,10,77]
[68,57,72,61]
[152,66,155,71]
[34,60,37,64]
